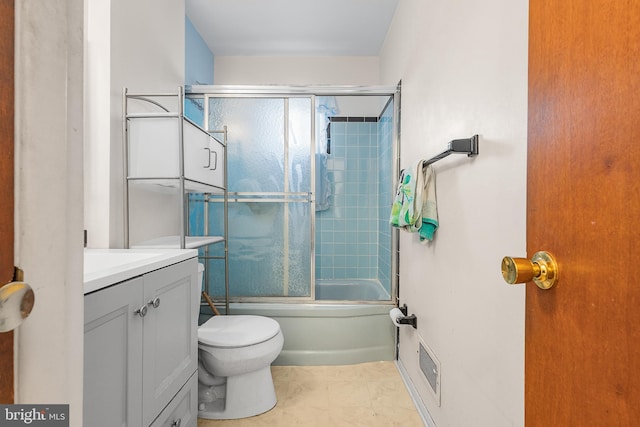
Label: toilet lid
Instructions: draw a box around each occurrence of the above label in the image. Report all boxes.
[198,315,281,348]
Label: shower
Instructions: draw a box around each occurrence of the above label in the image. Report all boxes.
[186,86,399,305]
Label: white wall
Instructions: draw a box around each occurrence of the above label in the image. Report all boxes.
[380,1,527,426]
[214,55,380,86]
[85,0,186,248]
[84,0,110,247]
[15,0,84,425]
[214,56,388,116]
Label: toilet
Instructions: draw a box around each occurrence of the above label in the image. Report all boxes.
[196,264,284,420]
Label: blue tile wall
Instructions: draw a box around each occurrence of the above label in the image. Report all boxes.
[316,117,393,283]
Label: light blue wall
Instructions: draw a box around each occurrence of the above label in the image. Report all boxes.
[185,16,213,125]
[185,16,213,85]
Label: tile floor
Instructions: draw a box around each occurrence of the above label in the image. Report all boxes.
[196,361,424,427]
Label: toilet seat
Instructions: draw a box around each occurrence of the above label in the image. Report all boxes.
[198,315,280,348]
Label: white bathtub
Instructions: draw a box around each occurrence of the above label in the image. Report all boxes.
[315,279,390,301]
[220,302,396,366]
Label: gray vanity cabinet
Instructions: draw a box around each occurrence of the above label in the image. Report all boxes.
[84,258,198,427]
[84,275,144,427]
[142,259,198,426]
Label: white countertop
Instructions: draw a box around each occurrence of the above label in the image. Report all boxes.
[84,248,198,294]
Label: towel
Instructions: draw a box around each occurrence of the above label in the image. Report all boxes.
[419,165,438,242]
[315,153,331,211]
[389,161,420,228]
[389,162,439,242]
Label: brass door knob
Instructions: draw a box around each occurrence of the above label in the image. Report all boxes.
[501,251,558,289]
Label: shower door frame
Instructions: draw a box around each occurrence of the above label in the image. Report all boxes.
[187,85,401,306]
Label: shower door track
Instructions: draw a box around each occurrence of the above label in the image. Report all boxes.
[187,85,399,96]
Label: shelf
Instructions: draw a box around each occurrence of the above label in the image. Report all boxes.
[131,235,224,249]
[128,177,225,194]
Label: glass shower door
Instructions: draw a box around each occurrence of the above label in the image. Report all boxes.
[206,96,313,299]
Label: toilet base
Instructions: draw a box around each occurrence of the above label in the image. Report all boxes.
[197,366,277,419]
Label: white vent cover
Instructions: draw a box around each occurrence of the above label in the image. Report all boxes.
[419,339,441,406]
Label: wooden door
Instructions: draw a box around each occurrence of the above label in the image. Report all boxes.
[0,0,14,404]
[527,1,640,425]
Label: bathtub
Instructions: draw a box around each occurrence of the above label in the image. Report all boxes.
[315,279,390,301]
[224,301,396,366]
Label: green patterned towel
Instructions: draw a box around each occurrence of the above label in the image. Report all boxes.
[390,162,439,242]
[419,165,438,242]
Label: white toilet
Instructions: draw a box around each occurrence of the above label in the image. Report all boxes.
[196,265,284,420]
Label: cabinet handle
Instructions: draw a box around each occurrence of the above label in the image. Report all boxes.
[203,148,211,168]
[171,418,181,427]
[210,150,218,170]
[134,305,147,318]
[148,297,160,309]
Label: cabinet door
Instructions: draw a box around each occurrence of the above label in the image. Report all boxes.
[184,120,225,189]
[208,135,225,189]
[183,120,213,186]
[128,118,180,178]
[142,259,198,427]
[84,277,144,427]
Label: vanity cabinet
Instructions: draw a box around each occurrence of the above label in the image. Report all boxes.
[84,257,198,427]
[84,276,143,427]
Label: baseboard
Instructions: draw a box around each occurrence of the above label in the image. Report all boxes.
[395,359,437,427]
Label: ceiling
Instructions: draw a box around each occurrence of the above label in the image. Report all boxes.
[186,0,399,56]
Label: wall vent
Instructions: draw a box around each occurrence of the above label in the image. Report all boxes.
[419,340,441,406]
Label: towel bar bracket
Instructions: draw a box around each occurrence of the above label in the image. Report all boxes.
[423,134,479,168]
[450,135,479,158]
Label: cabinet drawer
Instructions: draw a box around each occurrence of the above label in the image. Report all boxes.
[150,372,198,427]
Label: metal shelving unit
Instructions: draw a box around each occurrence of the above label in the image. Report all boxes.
[123,86,229,313]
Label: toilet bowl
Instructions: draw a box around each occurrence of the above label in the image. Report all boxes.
[196,264,284,419]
